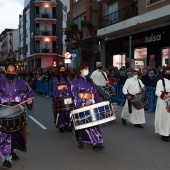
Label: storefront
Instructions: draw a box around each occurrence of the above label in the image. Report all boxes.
[105,25,170,69]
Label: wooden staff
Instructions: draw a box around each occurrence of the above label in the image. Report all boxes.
[0,97,34,108]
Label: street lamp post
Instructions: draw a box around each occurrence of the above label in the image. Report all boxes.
[65,38,70,69]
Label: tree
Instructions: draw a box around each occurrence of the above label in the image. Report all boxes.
[65,20,99,51]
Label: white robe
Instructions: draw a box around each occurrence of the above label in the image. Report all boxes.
[155,78,170,136]
[121,77,145,124]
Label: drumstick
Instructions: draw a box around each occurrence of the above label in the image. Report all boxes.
[0,97,34,108]
[92,94,95,104]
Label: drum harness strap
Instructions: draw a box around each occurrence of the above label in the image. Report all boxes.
[161,78,170,112]
[162,78,166,92]
[95,71,111,101]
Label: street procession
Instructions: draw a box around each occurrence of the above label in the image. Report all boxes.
[0,0,170,169]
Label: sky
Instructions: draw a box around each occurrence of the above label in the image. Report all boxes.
[0,0,24,33]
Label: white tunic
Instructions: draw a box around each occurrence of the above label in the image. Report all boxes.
[90,70,108,86]
[121,77,145,124]
[155,78,170,136]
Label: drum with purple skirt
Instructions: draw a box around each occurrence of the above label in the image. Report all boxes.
[0,105,27,133]
[71,101,116,130]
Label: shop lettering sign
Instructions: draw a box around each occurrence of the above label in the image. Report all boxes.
[123,34,161,47]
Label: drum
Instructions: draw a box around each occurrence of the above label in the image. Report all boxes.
[71,101,116,130]
[131,93,148,110]
[102,85,115,97]
[0,105,27,133]
[52,97,74,113]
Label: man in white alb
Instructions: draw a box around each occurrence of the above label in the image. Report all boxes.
[121,70,146,128]
[91,62,108,87]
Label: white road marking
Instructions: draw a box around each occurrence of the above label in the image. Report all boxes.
[28,116,47,130]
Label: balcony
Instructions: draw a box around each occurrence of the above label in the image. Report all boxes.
[34,0,57,6]
[35,30,53,36]
[35,13,57,23]
[98,3,138,28]
[35,0,56,2]
[35,48,50,53]
[35,13,55,19]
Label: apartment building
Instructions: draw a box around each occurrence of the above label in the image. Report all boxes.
[70,0,100,70]
[20,0,67,69]
[97,0,170,69]
[0,28,19,66]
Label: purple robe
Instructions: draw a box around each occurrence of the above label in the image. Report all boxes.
[0,78,34,158]
[52,76,72,129]
[71,76,103,146]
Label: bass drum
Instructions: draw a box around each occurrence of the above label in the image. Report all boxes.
[131,93,148,110]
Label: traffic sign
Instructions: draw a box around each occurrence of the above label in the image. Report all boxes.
[64,52,71,59]
[71,53,76,58]
[64,59,71,63]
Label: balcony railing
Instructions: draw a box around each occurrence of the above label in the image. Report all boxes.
[35,0,56,2]
[35,30,53,36]
[35,13,55,19]
[99,2,138,28]
[35,48,52,53]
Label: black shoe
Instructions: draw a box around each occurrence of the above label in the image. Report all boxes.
[93,144,105,151]
[66,127,72,132]
[1,160,12,169]
[78,142,84,149]
[59,127,65,133]
[161,136,169,142]
[134,124,144,128]
[12,153,19,161]
[121,118,126,125]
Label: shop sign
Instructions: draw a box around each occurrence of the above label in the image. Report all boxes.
[123,34,161,47]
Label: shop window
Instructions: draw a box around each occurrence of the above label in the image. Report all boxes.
[113,54,126,69]
[134,48,147,70]
[162,48,170,66]
[146,0,166,7]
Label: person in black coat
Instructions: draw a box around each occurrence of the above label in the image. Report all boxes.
[150,69,161,87]
[141,69,150,86]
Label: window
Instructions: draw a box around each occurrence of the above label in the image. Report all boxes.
[73,0,79,4]
[20,34,23,41]
[73,14,86,29]
[107,2,118,25]
[146,0,166,7]
[26,13,29,22]
[26,44,28,52]
[26,29,28,38]
[20,19,23,28]
[80,16,86,28]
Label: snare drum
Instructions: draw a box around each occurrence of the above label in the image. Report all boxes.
[52,97,74,112]
[71,101,116,130]
[0,105,27,133]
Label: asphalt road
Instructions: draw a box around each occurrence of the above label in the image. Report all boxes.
[4,95,170,170]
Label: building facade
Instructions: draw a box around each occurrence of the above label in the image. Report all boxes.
[0,29,19,66]
[20,0,67,69]
[97,0,170,69]
[70,0,100,70]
